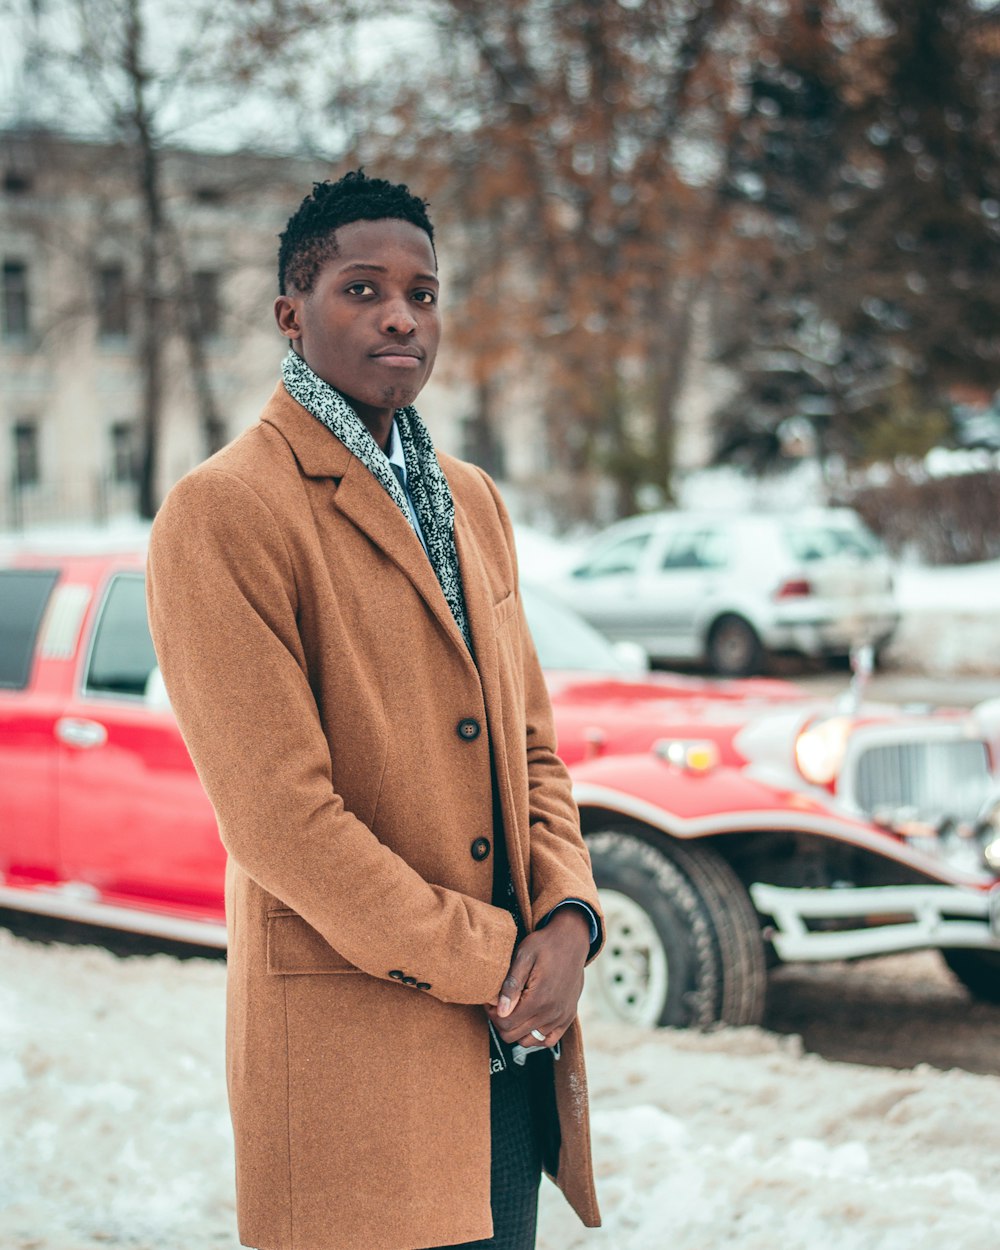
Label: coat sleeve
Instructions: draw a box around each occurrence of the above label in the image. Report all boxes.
[474,470,605,963]
[147,467,517,1005]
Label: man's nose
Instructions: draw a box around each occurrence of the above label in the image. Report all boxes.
[380,298,417,335]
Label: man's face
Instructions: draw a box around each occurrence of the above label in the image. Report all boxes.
[275,218,441,430]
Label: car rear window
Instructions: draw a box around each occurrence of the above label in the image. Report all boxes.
[784,523,881,563]
[0,568,60,689]
[85,573,159,698]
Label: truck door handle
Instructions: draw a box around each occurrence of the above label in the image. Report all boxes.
[56,717,108,749]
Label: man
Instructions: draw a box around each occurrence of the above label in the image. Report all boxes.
[147,171,603,1250]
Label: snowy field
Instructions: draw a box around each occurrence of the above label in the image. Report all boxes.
[1,930,998,1250]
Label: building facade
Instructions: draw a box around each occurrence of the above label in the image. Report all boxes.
[0,129,478,530]
[1,127,724,534]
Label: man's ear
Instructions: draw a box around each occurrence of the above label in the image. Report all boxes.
[274,295,302,341]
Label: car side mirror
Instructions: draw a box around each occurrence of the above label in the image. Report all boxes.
[144,665,172,710]
[612,640,650,674]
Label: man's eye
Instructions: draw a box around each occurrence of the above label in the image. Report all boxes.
[413,290,437,305]
[346,282,375,296]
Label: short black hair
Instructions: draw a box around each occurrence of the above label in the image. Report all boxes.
[277,169,435,295]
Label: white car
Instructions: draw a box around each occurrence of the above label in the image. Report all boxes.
[549,508,899,676]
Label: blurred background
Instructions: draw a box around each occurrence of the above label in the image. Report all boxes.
[1,0,998,554]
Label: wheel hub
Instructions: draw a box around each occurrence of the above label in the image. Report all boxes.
[714,621,752,669]
[582,888,669,1027]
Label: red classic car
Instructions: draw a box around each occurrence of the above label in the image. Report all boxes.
[2,543,998,1030]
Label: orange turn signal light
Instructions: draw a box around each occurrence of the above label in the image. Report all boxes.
[654,738,719,773]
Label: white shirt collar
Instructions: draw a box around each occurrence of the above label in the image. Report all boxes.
[386,420,406,482]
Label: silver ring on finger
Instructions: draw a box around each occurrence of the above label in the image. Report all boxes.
[530,1028,546,1042]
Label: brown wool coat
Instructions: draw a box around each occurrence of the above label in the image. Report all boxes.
[146,383,604,1250]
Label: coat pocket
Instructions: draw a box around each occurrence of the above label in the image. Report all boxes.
[492,588,517,628]
[266,909,361,976]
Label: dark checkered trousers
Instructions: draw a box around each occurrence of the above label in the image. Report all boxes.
[421,766,559,1250]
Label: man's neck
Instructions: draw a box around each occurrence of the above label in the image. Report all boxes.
[359,411,394,453]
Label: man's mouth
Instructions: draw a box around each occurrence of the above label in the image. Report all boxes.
[371,346,423,368]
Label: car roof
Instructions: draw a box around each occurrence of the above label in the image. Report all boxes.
[0,525,151,566]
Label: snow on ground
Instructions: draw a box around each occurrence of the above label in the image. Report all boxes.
[0,518,151,560]
[1,930,998,1250]
[894,560,1000,615]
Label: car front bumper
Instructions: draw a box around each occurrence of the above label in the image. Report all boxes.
[762,612,900,657]
[751,881,1000,963]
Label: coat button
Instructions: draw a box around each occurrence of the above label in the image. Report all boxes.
[471,837,491,862]
[416,982,431,991]
[457,718,481,741]
[402,976,417,986]
[389,970,404,980]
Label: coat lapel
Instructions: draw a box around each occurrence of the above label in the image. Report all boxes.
[451,496,532,911]
[451,497,501,707]
[261,384,476,671]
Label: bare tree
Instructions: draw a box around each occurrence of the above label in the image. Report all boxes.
[317,0,743,520]
[8,0,352,515]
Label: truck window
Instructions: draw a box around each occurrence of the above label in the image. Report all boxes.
[85,574,158,698]
[0,568,59,689]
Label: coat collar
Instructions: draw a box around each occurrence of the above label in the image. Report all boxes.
[260,382,356,479]
[261,382,492,679]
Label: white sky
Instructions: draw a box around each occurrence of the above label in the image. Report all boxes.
[0,1,438,155]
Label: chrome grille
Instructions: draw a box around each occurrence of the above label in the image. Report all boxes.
[852,738,992,823]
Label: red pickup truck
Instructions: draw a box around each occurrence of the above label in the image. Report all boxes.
[3,542,999,1031]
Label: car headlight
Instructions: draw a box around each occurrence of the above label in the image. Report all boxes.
[975,794,1000,874]
[794,716,853,786]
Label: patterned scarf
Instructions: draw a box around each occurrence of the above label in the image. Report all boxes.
[282,349,472,651]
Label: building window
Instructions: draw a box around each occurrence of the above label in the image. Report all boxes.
[2,259,30,338]
[193,185,225,206]
[97,264,129,338]
[192,269,221,337]
[12,420,40,487]
[3,171,32,194]
[110,421,137,483]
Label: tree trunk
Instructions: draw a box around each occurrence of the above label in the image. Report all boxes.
[168,230,227,459]
[464,377,505,480]
[124,0,166,520]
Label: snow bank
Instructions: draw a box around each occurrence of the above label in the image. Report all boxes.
[1,931,998,1249]
[886,562,1000,676]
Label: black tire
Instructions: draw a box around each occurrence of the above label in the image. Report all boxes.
[941,949,1000,1004]
[706,613,763,678]
[584,824,767,1029]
